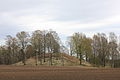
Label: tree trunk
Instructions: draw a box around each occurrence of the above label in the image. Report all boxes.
[103,53,106,67]
[77,53,79,58]
[43,32,46,62]
[79,53,82,65]
[93,50,96,65]
[50,53,52,65]
[43,47,46,62]
[38,52,42,65]
[86,52,88,62]
[21,49,26,65]
[35,51,38,66]
[24,51,26,65]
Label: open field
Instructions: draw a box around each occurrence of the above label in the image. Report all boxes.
[0,66,120,80]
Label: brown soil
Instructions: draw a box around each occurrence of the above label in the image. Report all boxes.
[0,65,120,80]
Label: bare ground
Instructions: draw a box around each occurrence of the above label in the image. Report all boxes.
[0,65,120,80]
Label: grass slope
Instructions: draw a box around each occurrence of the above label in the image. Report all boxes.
[14,53,92,67]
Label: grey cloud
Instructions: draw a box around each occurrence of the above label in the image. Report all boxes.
[47,0,120,22]
[0,0,120,41]
[74,24,120,34]
[0,0,44,12]
[1,0,120,23]
[0,24,23,39]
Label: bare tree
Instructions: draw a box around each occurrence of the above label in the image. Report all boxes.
[43,30,47,62]
[67,36,74,56]
[82,37,92,62]
[69,33,86,65]
[109,32,118,68]
[31,30,44,65]
[16,31,29,65]
[6,35,18,64]
[46,30,61,65]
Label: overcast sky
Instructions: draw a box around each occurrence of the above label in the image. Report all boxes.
[0,0,120,44]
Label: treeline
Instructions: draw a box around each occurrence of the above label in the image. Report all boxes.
[67,32,120,68]
[0,30,66,65]
[0,30,120,68]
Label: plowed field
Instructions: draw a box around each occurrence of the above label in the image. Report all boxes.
[0,66,120,80]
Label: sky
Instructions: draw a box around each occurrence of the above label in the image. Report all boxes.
[0,0,120,45]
